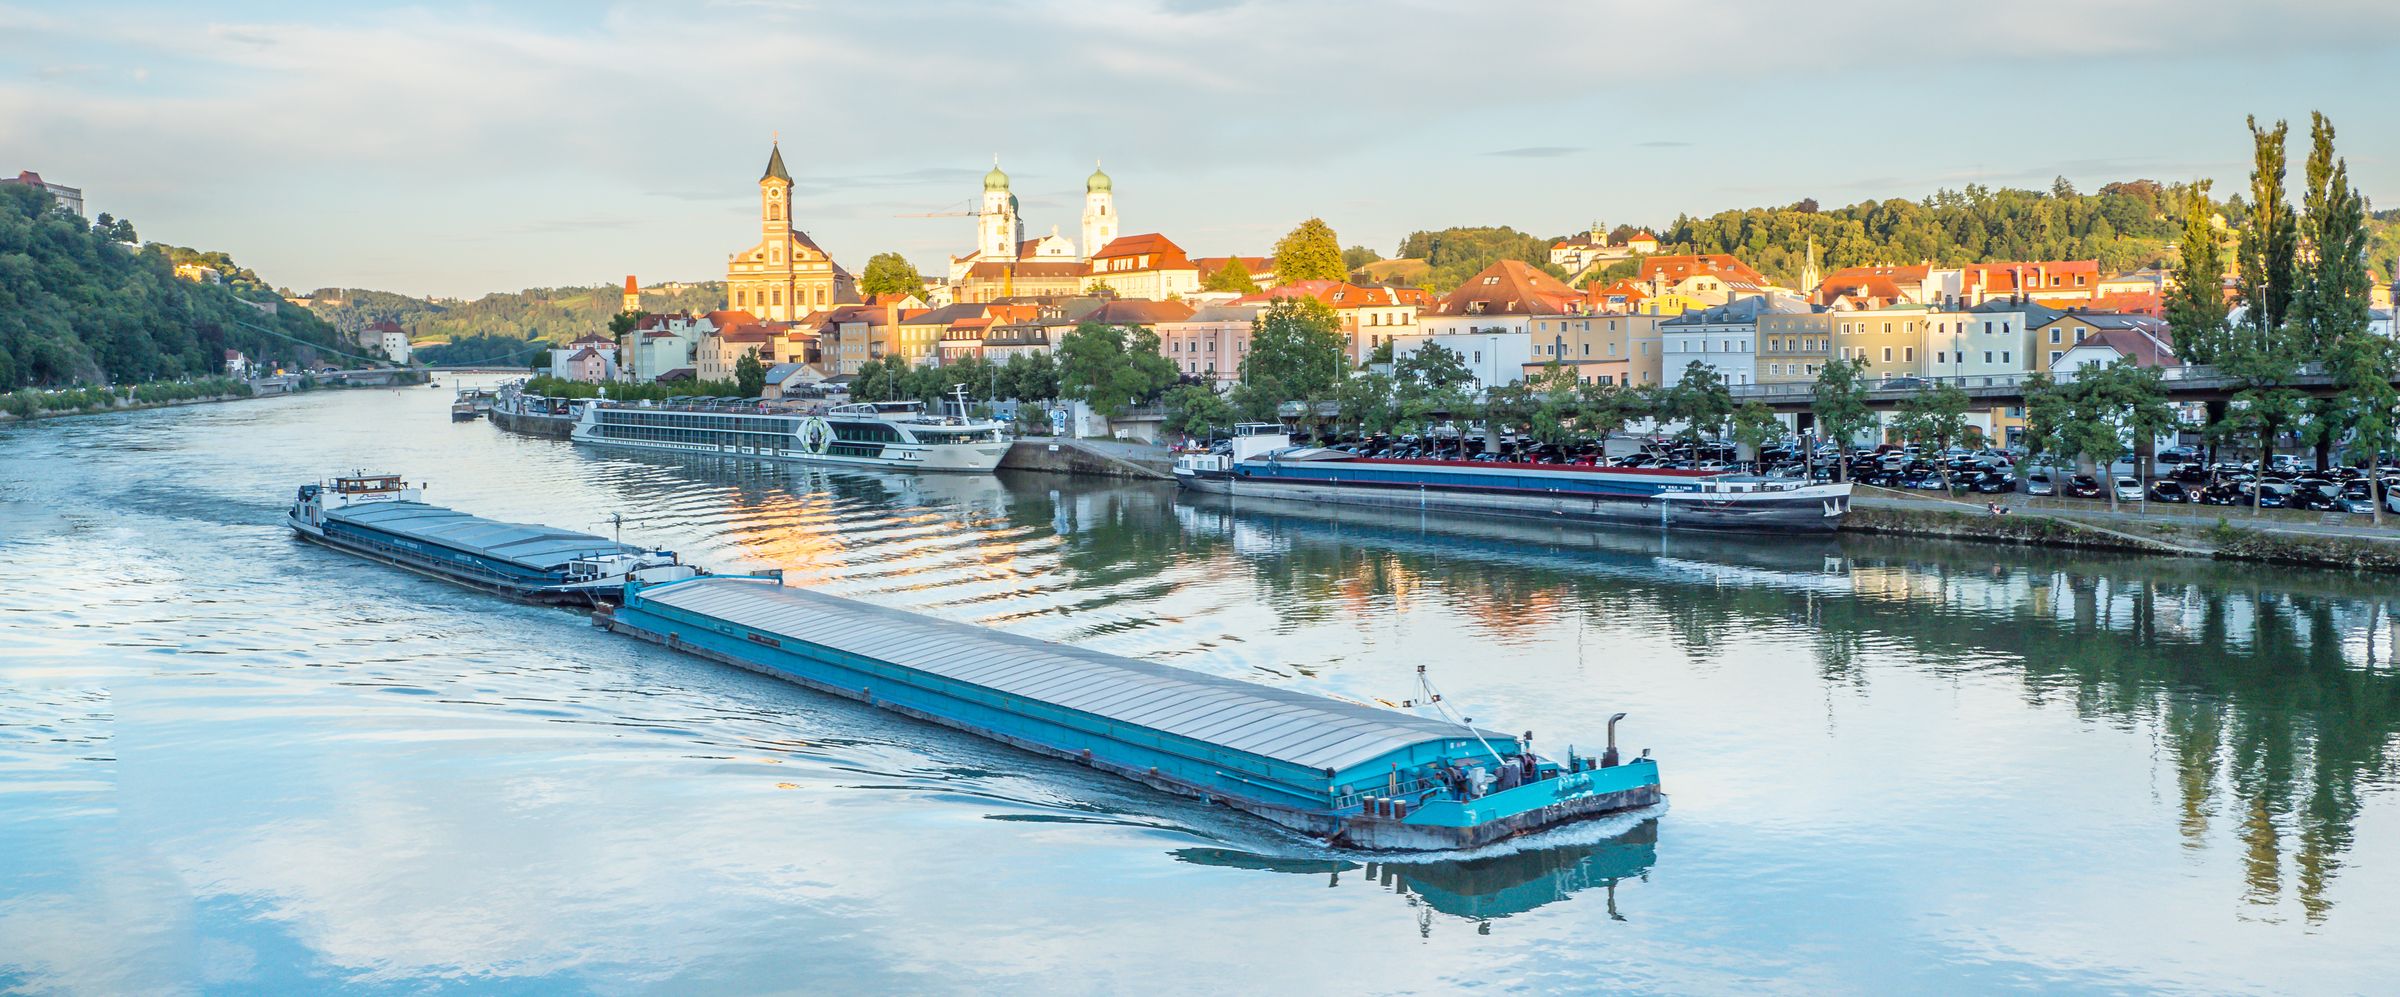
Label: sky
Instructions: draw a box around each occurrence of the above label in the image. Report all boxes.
[6,0,2400,299]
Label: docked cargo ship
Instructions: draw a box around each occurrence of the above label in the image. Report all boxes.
[571,398,1011,473]
[600,572,1663,851]
[285,473,697,603]
[1176,424,1850,534]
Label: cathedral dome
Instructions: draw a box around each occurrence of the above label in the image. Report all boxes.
[983,162,1010,191]
[1086,164,1111,193]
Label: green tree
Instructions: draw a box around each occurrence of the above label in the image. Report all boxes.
[1393,343,1473,436]
[1666,362,1733,448]
[1342,245,1384,272]
[1058,323,1176,413]
[1524,363,1583,448]
[2164,181,2229,364]
[1163,383,1236,441]
[1272,218,1346,283]
[1336,369,1399,438]
[1894,384,1971,490]
[733,349,767,397]
[1232,297,1346,420]
[1202,257,1260,293]
[858,252,926,299]
[2329,332,2399,525]
[1002,351,1060,403]
[1730,401,1783,471]
[2020,372,2070,475]
[1810,356,1873,480]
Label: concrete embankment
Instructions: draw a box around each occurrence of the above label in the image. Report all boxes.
[1846,492,2400,574]
[1000,438,1173,480]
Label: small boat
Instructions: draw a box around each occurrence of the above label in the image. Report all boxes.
[449,400,478,421]
[286,473,698,604]
[1176,424,1851,534]
[599,572,1662,851]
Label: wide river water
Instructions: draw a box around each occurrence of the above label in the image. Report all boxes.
[5,380,2400,994]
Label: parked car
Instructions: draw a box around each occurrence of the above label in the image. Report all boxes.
[1882,376,1928,390]
[2113,476,2143,503]
[2025,471,2056,496]
[2066,474,2104,499]
[2248,482,2292,508]
[1970,471,2017,494]
[2198,484,2245,506]
[2338,482,2378,515]
[2148,480,2192,503]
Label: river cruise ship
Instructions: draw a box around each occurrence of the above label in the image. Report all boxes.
[1176,424,1851,534]
[285,473,698,603]
[571,397,1011,473]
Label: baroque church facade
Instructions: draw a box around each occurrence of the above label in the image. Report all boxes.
[726,143,856,322]
[944,159,1120,285]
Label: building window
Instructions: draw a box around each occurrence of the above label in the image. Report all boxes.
[1882,348,1892,362]
[1903,347,1913,361]
[2049,350,2063,366]
[2002,351,2010,364]
[2049,328,2062,344]
[1938,352,1947,364]
[1984,351,1993,364]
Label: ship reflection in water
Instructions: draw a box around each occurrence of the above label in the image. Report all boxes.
[1173,818,1660,928]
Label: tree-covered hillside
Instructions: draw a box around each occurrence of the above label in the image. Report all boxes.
[0,184,354,390]
[1658,179,2199,285]
[307,282,727,345]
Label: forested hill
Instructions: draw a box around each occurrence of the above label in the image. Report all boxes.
[0,184,353,391]
[306,282,728,346]
[1389,180,2398,295]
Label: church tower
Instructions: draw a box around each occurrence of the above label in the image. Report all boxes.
[1799,235,1821,296]
[621,275,640,314]
[1081,162,1117,261]
[761,143,792,240]
[979,158,1020,261]
[727,140,844,322]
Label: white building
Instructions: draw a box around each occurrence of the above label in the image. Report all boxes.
[628,313,716,381]
[1660,296,1804,387]
[1393,331,1534,388]
[1919,299,2058,381]
[9,170,83,217]
[377,328,411,364]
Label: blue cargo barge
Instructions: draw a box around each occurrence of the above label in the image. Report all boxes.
[600,573,1662,851]
[287,473,698,604]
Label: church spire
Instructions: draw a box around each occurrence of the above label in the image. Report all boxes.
[761,141,791,184]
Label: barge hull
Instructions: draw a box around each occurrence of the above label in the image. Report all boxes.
[1180,472,1843,533]
[603,576,1662,851]
[292,526,605,605]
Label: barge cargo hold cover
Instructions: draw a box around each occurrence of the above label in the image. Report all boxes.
[603,574,1661,851]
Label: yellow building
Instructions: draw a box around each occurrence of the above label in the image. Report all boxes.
[727,143,857,322]
[1832,304,1933,384]
[1755,311,1835,384]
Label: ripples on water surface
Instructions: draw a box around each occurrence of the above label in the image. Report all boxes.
[5,382,2400,993]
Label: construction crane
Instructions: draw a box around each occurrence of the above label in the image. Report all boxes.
[894,199,977,219]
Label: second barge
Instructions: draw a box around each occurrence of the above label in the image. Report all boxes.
[601,573,1662,851]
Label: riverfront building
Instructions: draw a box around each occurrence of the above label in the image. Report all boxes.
[727,143,858,322]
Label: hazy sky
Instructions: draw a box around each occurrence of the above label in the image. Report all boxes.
[8,1,2399,298]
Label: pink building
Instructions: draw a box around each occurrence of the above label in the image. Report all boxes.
[1155,303,1262,387]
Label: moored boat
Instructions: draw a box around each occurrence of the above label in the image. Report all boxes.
[571,395,1011,473]
[599,572,1663,851]
[1176,424,1850,534]
[285,473,698,603]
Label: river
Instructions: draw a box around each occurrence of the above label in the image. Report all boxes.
[4,379,2399,994]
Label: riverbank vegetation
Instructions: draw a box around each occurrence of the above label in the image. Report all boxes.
[0,184,353,391]
[0,376,254,419]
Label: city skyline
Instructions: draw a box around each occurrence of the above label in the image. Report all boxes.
[8,0,2400,298]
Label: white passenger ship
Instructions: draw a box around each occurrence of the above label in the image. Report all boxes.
[571,396,1013,473]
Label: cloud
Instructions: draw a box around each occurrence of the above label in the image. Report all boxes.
[1484,146,1584,159]
[1637,140,1693,149]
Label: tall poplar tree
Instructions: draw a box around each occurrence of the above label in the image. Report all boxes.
[2164,181,2228,364]
[2222,116,2307,499]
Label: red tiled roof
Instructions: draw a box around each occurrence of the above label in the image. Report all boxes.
[1431,260,1583,317]
[2072,323,2178,367]
[1638,254,1766,287]
[1084,299,1196,325]
[1193,255,1270,276]
[706,309,761,330]
[1091,233,1193,270]
[567,347,600,361]
[367,320,403,333]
